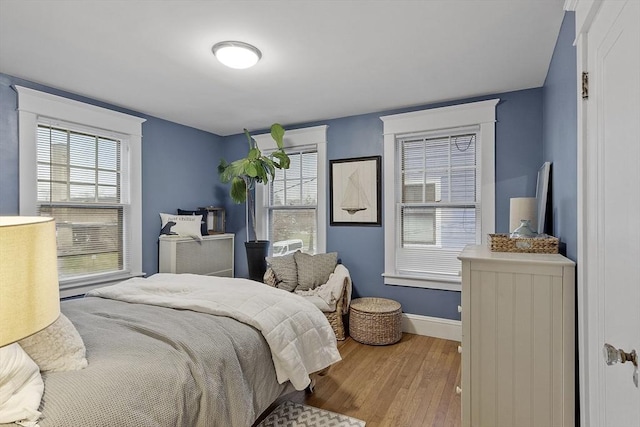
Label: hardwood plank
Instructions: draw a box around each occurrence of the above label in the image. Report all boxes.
[384,335,436,426]
[303,333,461,427]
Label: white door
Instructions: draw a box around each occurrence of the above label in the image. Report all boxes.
[578,0,640,426]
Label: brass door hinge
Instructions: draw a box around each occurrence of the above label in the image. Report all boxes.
[582,72,589,99]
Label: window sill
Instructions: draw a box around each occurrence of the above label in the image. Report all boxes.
[383,273,461,292]
[59,271,144,298]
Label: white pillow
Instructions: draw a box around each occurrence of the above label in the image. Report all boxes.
[0,343,43,426]
[159,213,203,240]
[18,313,88,373]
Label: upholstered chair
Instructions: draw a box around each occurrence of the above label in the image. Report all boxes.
[263,251,352,340]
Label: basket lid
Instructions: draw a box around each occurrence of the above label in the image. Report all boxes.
[351,297,401,313]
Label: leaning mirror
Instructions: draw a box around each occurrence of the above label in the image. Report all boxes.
[536,162,551,235]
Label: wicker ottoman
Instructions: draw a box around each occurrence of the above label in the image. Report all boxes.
[349,297,402,345]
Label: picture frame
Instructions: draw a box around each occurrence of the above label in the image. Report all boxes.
[330,156,381,226]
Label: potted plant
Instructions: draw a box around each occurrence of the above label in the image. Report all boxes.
[218,123,290,281]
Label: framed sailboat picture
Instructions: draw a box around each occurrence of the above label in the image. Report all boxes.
[330,156,381,226]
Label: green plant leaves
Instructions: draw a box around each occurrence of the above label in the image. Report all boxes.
[271,150,290,169]
[230,177,247,203]
[270,123,285,149]
[218,123,290,206]
[262,157,276,178]
[245,161,258,177]
[244,128,254,149]
[247,147,260,160]
[217,159,230,182]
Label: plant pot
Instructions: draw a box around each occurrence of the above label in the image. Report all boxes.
[245,240,270,282]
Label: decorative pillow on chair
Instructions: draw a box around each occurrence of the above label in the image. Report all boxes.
[294,251,338,291]
[266,253,298,292]
[177,208,209,236]
[159,213,203,240]
[0,343,43,426]
[263,268,280,288]
[18,313,88,373]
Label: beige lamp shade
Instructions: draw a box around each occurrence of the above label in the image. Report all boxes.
[509,197,538,233]
[0,216,60,347]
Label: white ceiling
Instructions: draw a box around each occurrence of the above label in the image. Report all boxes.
[0,0,565,136]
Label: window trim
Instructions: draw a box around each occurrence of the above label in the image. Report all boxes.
[15,86,146,294]
[253,125,328,254]
[380,99,498,291]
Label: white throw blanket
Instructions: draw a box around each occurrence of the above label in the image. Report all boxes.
[86,274,341,390]
[295,264,352,311]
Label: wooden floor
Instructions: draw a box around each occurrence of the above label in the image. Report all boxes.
[293,333,461,427]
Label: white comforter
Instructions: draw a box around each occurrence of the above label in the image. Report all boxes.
[87,273,341,390]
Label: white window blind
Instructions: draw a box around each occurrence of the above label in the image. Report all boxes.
[396,128,480,279]
[36,123,131,281]
[267,147,318,255]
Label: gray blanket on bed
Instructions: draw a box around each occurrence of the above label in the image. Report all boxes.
[35,297,288,427]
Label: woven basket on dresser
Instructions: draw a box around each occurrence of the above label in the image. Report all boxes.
[349,297,402,345]
[488,233,559,254]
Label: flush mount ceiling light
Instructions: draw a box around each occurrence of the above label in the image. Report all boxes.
[212,41,262,69]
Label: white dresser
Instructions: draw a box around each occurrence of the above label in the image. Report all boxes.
[159,234,234,277]
[458,245,575,427]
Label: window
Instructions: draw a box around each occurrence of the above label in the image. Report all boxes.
[254,126,328,256]
[381,99,498,291]
[268,149,318,254]
[37,124,125,279]
[17,86,145,296]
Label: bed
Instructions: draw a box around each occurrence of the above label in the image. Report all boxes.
[1,273,341,427]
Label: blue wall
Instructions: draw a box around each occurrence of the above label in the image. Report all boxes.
[0,73,225,275]
[542,12,577,261]
[140,118,225,275]
[2,33,575,321]
[223,89,544,320]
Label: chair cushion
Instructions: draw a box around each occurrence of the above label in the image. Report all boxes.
[294,252,338,291]
[265,253,298,292]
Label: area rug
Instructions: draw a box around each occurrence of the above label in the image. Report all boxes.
[258,401,366,427]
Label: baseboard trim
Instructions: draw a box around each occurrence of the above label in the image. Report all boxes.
[401,313,462,342]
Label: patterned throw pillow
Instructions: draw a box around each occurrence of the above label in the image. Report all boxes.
[294,252,338,291]
[266,254,298,292]
[159,213,203,240]
[177,208,209,236]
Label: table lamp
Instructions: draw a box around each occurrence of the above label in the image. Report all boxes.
[0,216,60,347]
[509,197,538,234]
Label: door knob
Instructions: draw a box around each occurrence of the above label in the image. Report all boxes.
[603,343,639,388]
[603,343,638,367]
